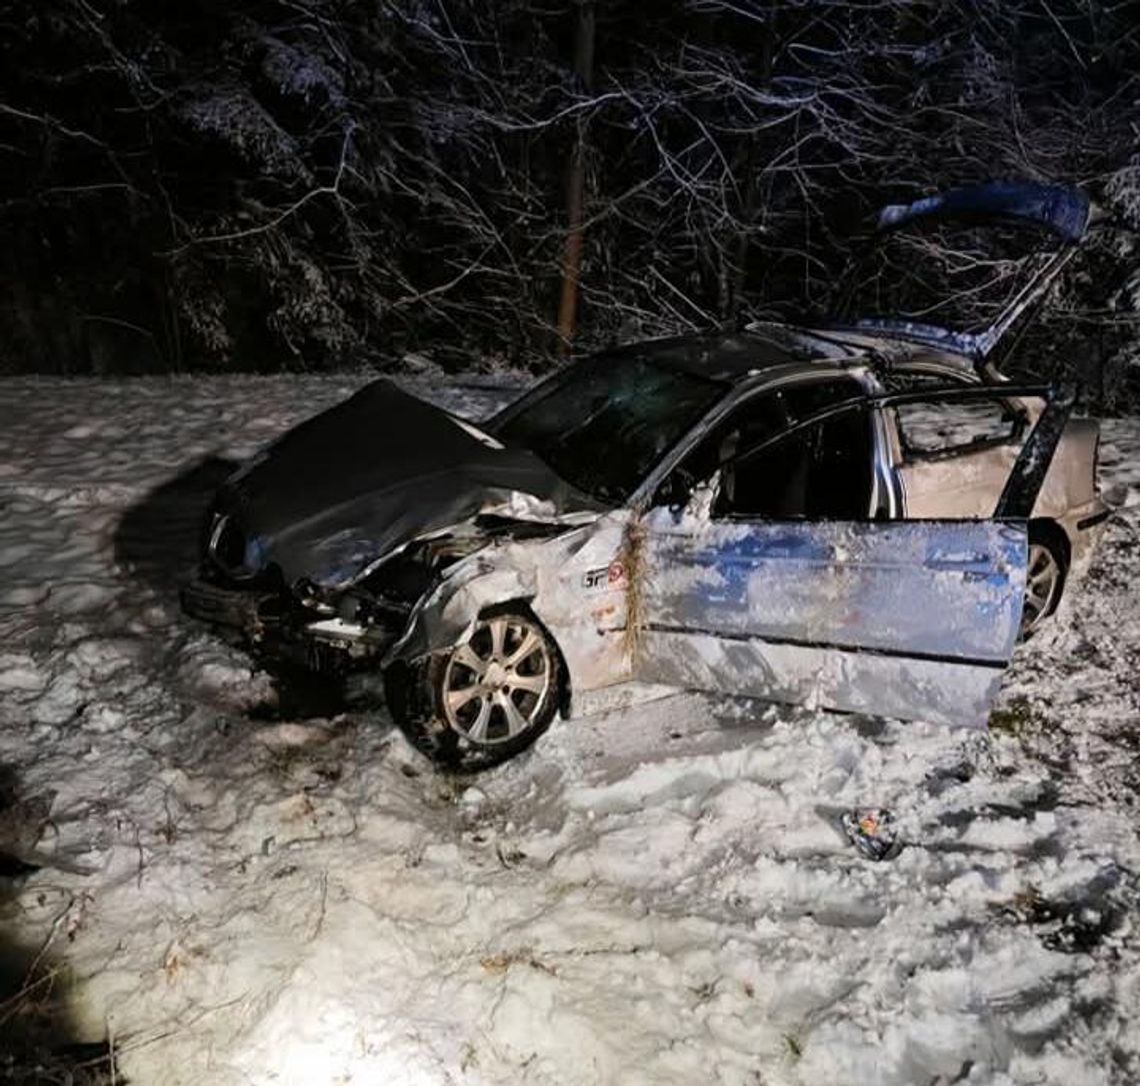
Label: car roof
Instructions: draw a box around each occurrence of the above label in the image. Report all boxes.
[600,324,976,384]
[603,327,856,382]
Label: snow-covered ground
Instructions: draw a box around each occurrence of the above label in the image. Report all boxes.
[0,374,1137,1086]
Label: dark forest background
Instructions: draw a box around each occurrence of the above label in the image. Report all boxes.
[2,1,1139,407]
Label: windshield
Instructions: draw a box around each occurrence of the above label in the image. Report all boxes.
[836,216,1061,336]
[494,352,724,504]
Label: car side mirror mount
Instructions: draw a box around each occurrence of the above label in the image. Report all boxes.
[682,470,721,521]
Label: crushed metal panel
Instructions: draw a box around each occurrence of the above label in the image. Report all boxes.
[211,378,604,590]
[385,511,637,700]
[634,514,1027,727]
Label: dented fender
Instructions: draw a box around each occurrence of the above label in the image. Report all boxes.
[382,512,638,702]
[383,550,539,666]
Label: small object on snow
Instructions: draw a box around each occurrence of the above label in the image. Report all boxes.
[0,787,98,877]
[841,808,900,861]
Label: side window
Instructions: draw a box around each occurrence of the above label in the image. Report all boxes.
[780,379,864,421]
[716,406,873,520]
[657,377,874,520]
[655,389,787,507]
[895,397,1027,460]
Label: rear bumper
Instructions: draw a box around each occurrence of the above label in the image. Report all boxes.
[1058,498,1110,568]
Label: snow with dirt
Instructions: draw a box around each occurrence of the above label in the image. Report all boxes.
[0,373,1137,1085]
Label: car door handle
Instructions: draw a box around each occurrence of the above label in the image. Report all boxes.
[925,553,989,569]
[926,555,992,582]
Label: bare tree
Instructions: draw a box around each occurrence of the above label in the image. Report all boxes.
[0,0,1136,403]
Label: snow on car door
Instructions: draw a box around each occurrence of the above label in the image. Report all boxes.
[632,386,1071,727]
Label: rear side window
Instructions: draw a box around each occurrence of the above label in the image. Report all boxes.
[895,398,1027,459]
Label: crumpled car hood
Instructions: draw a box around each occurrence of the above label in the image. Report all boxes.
[214,379,603,590]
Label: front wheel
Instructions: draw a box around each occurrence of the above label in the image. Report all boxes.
[385,609,562,769]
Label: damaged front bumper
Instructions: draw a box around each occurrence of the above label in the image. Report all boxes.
[180,577,276,633]
[180,574,401,671]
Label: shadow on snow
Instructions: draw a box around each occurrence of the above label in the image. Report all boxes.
[0,763,123,1083]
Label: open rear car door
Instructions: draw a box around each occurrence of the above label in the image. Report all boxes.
[633,385,1072,727]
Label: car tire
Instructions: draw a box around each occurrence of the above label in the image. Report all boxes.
[384,607,562,769]
[1020,525,1068,639]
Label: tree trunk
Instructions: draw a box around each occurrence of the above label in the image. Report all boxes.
[556,0,596,353]
[729,21,775,324]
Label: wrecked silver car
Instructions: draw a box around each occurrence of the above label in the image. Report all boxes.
[182,181,1107,766]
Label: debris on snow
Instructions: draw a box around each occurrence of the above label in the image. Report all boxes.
[840,807,901,861]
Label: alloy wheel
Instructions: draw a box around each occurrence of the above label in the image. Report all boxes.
[440,614,553,746]
[1021,542,1062,636]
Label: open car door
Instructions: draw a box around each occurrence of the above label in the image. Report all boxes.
[633,385,1072,727]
